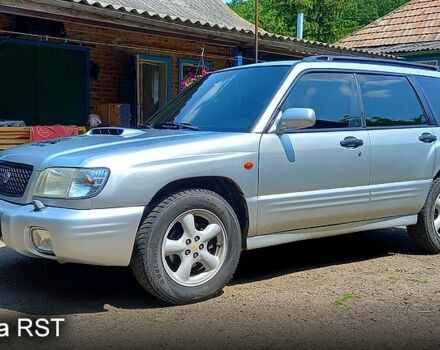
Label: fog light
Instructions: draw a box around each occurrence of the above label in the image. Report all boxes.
[31,228,54,254]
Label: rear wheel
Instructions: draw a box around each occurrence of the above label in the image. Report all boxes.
[130,189,242,304]
[407,178,440,253]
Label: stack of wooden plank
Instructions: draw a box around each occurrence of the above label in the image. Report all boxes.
[0,127,30,151]
[0,127,88,152]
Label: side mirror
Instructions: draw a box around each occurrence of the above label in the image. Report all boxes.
[276,108,316,134]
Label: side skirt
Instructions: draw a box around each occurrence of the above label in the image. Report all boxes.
[246,215,417,250]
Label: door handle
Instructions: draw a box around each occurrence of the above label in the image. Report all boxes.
[419,133,437,144]
[340,136,364,149]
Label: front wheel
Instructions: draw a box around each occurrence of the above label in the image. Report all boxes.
[130,189,242,304]
[407,178,440,254]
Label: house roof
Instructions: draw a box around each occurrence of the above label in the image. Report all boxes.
[0,0,389,57]
[340,0,440,50]
[371,41,440,54]
[57,0,388,57]
[62,0,256,33]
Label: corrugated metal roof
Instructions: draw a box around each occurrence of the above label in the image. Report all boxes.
[56,0,388,57]
[341,0,440,49]
[63,0,256,33]
[371,41,440,54]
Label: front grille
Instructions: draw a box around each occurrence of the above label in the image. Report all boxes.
[0,161,33,197]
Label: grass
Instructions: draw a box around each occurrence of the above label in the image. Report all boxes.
[407,277,428,284]
[389,276,400,283]
[389,275,428,284]
[334,292,361,306]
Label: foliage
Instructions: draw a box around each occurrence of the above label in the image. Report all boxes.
[229,0,409,43]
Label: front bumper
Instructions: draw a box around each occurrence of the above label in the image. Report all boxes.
[0,200,145,266]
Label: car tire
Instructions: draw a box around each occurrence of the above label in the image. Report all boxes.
[130,189,242,304]
[407,178,440,254]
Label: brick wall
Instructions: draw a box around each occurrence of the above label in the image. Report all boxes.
[0,12,233,122]
[0,12,16,30]
[64,23,233,112]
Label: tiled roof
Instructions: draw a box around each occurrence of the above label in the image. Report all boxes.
[340,0,440,49]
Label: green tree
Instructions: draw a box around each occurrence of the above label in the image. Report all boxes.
[229,0,409,43]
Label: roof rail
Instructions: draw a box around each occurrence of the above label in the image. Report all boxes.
[303,55,440,72]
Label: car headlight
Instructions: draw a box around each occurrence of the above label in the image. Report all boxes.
[34,168,110,199]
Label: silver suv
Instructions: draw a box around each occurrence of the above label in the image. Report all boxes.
[1,56,440,304]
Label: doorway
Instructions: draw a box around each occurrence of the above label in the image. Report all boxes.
[137,55,172,124]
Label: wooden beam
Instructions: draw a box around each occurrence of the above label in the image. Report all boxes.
[255,0,259,63]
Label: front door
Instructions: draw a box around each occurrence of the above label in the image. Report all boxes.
[137,57,170,124]
[258,72,371,235]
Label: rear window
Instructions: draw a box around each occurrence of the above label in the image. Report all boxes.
[414,75,440,125]
[357,74,427,127]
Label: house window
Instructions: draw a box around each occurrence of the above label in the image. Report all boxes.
[137,55,172,124]
[178,58,213,91]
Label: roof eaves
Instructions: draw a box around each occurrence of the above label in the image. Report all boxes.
[371,40,440,54]
[40,0,391,58]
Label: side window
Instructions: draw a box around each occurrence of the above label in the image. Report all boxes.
[357,74,427,127]
[414,75,440,125]
[282,72,362,129]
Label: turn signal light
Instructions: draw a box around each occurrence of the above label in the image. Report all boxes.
[243,162,254,170]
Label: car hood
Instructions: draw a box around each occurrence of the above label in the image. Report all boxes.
[0,129,256,171]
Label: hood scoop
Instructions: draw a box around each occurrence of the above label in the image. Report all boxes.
[87,127,146,137]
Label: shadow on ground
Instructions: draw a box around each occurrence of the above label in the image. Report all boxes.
[234,227,419,284]
[0,227,419,315]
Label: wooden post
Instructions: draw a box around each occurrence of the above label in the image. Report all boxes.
[255,0,259,63]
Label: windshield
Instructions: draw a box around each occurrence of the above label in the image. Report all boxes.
[146,65,292,132]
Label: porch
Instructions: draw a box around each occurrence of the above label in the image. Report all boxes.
[0,0,382,149]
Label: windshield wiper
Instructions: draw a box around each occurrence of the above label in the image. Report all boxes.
[155,122,200,131]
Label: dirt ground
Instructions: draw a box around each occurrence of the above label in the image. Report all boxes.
[1,227,440,350]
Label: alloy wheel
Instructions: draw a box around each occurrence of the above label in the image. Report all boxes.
[433,194,440,236]
[161,209,228,287]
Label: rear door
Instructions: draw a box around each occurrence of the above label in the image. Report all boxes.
[413,75,440,173]
[258,72,371,235]
[357,73,436,220]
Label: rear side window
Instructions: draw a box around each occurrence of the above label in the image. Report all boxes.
[357,74,427,127]
[282,72,362,129]
[414,75,440,125]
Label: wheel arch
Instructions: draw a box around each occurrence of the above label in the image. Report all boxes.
[142,176,249,246]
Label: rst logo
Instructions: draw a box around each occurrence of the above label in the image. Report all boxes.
[0,318,65,338]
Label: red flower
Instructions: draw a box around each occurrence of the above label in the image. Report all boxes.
[180,67,210,90]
